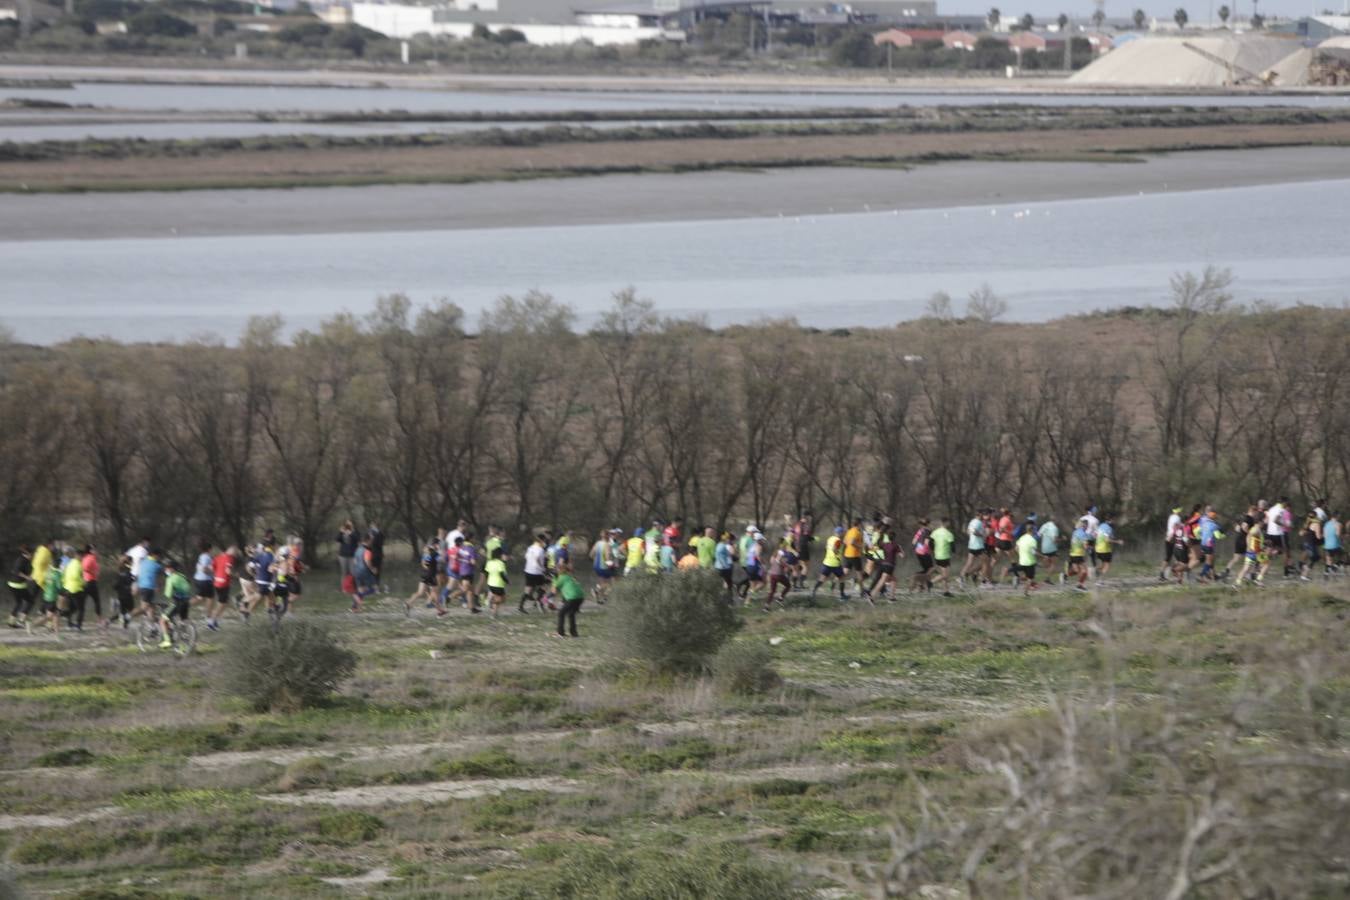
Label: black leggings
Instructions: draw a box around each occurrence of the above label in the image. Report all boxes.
[9,585,33,618]
[75,582,102,628]
[557,597,582,636]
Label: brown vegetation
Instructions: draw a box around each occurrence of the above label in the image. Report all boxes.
[4,115,1350,192]
[2,273,1348,564]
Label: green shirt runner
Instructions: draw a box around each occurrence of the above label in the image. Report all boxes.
[930,527,955,561]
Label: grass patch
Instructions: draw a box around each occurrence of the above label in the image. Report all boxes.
[312,810,384,845]
[2,682,131,712]
[618,737,720,773]
[33,747,97,767]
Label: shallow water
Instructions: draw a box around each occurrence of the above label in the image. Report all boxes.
[2,177,1347,343]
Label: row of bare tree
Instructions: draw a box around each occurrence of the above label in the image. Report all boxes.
[2,271,1347,564]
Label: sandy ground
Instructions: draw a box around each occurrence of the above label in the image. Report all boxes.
[4,145,1348,241]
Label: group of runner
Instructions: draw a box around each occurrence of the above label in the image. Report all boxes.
[6,498,1342,640]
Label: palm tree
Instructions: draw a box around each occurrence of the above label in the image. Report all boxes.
[1218,3,1230,24]
[1057,12,1069,29]
[1020,11,1035,30]
[1133,7,1147,28]
[1174,6,1188,28]
[987,6,1001,28]
[1092,6,1107,28]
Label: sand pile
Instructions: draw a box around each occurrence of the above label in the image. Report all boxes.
[1070,34,1304,86]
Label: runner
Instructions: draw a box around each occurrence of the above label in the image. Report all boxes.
[993,507,1015,582]
[1037,515,1061,582]
[159,559,193,649]
[930,518,955,597]
[247,540,275,620]
[137,547,164,625]
[1323,510,1341,574]
[1299,509,1323,581]
[1014,525,1040,596]
[6,544,34,630]
[454,536,482,613]
[869,526,901,600]
[1159,506,1183,581]
[114,554,135,628]
[552,567,586,638]
[591,529,618,603]
[1234,520,1269,587]
[763,538,796,610]
[336,520,359,589]
[739,528,765,605]
[407,540,440,616]
[193,539,215,618]
[959,511,986,589]
[482,546,509,618]
[695,526,717,571]
[1196,507,1221,582]
[521,534,549,613]
[842,517,866,596]
[37,554,61,636]
[206,545,237,631]
[1094,513,1122,581]
[1220,505,1256,582]
[714,531,736,599]
[351,536,379,612]
[624,528,646,576]
[793,511,815,589]
[59,548,84,632]
[1068,518,1091,592]
[1081,506,1101,577]
[908,519,933,594]
[78,543,104,632]
[811,526,849,602]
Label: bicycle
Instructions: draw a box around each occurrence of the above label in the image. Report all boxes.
[135,614,197,656]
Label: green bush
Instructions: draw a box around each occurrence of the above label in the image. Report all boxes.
[607,570,739,675]
[127,6,196,37]
[711,641,781,696]
[33,747,97,767]
[313,810,384,845]
[220,621,357,712]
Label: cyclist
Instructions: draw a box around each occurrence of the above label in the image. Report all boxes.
[159,559,193,649]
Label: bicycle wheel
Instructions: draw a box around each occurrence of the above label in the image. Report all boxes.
[172,621,197,656]
[135,621,159,653]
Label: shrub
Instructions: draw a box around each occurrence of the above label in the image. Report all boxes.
[220,621,357,712]
[607,570,739,676]
[276,756,335,792]
[34,747,97,767]
[711,641,781,696]
[313,810,384,845]
[127,6,196,37]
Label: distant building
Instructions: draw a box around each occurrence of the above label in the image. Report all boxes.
[1007,30,1046,51]
[872,27,913,46]
[1269,15,1350,41]
[941,28,976,49]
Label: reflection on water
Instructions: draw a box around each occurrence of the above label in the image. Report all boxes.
[1,179,1347,344]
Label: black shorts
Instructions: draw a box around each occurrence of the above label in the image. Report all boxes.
[968,546,985,556]
[285,579,302,597]
[488,586,505,597]
[138,587,156,606]
[525,573,546,589]
[253,582,273,597]
[1098,552,1113,564]
[717,568,733,587]
[820,564,843,577]
[215,585,231,603]
[879,563,896,575]
[1021,564,1036,580]
[169,596,191,620]
[1069,555,1084,565]
[844,557,862,572]
[797,546,812,564]
[1041,550,1058,559]
[996,539,1013,552]
[194,578,214,599]
[1163,540,1174,562]
[917,557,932,572]
[935,558,951,568]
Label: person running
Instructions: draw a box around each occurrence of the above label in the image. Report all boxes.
[1299,509,1323,581]
[366,522,385,590]
[553,567,586,638]
[1094,514,1122,581]
[1159,506,1183,581]
[193,539,215,616]
[1166,516,1192,585]
[930,518,955,597]
[842,517,866,596]
[811,526,849,602]
[350,536,379,612]
[205,545,237,631]
[908,519,933,594]
[113,555,135,628]
[519,534,548,613]
[714,532,736,599]
[959,512,986,589]
[481,546,509,618]
[993,508,1015,580]
[869,526,901,600]
[1323,510,1341,574]
[6,544,34,630]
[78,544,104,632]
[1196,507,1221,582]
[1014,526,1040,596]
[1265,498,1291,577]
[1220,505,1256,582]
[159,559,193,648]
[1037,515,1060,582]
[624,528,646,577]
[1081,506,1101,577]
[763,539,796,610]
[793,511,815,590]
[30,540,54,615]
[739,530,765,605]
[124,537,149,586]
[246,541,275,620]
[455,537,482,613]
[37,556,61,636]
[1234,521,1269,587]
[274,537,304,619]
[1067,518,1091,592]
[1183,504,1204,574]
[408,540,440,616]
[59,548,85,632]
[590,529,617,604]
[336,520,359,588]
[695,526,717,571]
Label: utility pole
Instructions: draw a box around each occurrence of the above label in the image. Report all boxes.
[18,0,32,37]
